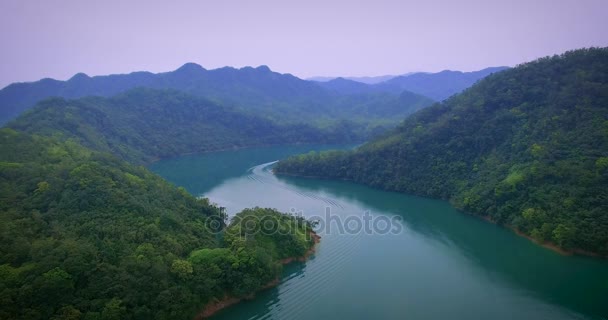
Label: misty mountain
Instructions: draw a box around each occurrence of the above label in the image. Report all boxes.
[0,64,431,126]
[313,77,377,95]
[376,67,509,100]
[312,67,509,99]
[0,64,321,124]
[308,75,398,84]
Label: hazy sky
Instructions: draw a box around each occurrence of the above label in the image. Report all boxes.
[1,0,607,88]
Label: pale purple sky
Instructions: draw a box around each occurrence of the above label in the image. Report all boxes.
[1,0,607,88]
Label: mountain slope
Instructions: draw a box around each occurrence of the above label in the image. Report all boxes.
[312,68,509,99]
[8,88,360,164]
[0,128,317,319]
[275,48,608,255]
[315,77,377,95]
[0,64,433,126]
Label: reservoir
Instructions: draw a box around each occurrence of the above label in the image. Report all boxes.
[150,145,608,320]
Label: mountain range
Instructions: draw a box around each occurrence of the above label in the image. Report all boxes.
[307,74,401,84]
[0,65,507,126]
[313,67,509,100]
[8,88,360,164]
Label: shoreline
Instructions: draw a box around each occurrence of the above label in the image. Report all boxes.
[274,171,607,259]
[472,213,606,258]
[196,233,321,319]
[273,170,355,182]
[146,142,359,166]
[147,143,292,165]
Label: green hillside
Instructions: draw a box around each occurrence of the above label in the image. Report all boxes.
[275,48,608,255]
[0,128,316,319]
[8,88,365,164]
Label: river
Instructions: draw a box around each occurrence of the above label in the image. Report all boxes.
[149,144,608,320]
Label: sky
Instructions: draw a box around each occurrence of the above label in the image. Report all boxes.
[1,0,607,88]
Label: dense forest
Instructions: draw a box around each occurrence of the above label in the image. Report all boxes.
[0,128,316,319]
[1,41,601,319]
[276,48,608,255]
[8,88,366,164]
[0,63,435,126]
[0,59,439,320]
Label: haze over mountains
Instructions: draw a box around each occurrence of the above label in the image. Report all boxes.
[0,64,506,125]
[307,75,401,84]
[313,67,509,100]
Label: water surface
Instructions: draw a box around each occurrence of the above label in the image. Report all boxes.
[150,145,608,320]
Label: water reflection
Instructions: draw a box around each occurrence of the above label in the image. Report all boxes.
[277,174,608,319]
[151,146,608,320]
[211,261,309,319]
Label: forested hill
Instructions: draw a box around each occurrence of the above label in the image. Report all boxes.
[7,88,363,164]
[275,48,608,255]
[0,128,317,319]
[0,63,433,125]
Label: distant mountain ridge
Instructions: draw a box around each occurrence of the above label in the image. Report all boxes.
[0,64,323,124]
[314,67,509,100]
[308,74,399,84]
[0,64,507,125]
[0,63,436,127]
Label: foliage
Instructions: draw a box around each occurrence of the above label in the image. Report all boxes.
[8,88,367,164]
[224,207,315,260]
[0,129,315,319]
[276,48,608,254]
[187,208,315,298]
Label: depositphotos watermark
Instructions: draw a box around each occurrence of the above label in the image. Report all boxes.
[225,207,404,237]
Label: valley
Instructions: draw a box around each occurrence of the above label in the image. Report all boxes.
[0,47,606,320]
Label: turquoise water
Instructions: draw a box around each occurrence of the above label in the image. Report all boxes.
[150,145,608,320]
